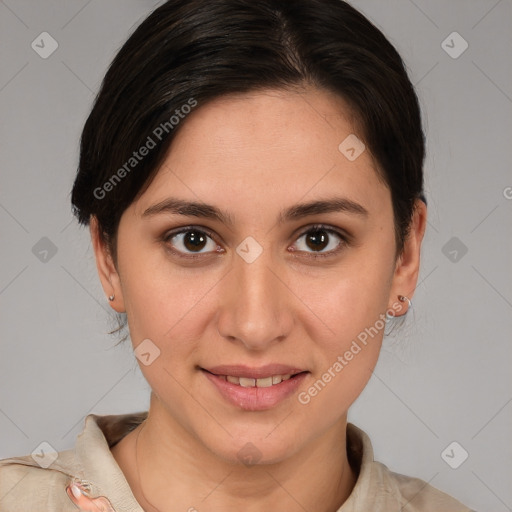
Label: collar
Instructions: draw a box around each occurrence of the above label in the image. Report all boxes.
[73,412,148,511]
[73,412,372,511]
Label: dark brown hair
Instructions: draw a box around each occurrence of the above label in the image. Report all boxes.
[71,0,426,261]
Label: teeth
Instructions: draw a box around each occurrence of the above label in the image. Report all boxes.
[239,377,256,388]
[256,376,273,388]
[224,373,294,388]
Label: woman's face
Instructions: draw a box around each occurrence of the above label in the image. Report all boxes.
[94,87,425,464]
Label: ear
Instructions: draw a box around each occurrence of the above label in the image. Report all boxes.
[387,199,427,316]
[90,216,125,313]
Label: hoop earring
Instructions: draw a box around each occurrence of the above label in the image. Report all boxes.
[108,294,115,302]
[398,294,412,312]
[384,294,412,322]
[384,294,412,336]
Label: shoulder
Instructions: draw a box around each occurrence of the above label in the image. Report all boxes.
[345,423,473,511]
[0,413,147,512]
[0,451,78,511]
[373,460,473,511]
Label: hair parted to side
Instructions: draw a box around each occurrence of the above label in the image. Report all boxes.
[71,0,426,264]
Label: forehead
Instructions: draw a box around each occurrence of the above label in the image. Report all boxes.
[131,88,390,221]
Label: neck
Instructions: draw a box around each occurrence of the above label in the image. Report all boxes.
[117,396,357,512]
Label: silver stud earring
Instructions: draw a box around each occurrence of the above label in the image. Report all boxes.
[108,294,115,302]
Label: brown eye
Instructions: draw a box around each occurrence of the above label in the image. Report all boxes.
[165,229,217,255]
[305,229,330,251]
[182,231,208,251]
[292,225,347,257]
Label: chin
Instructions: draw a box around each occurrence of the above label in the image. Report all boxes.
[199,424,308,467]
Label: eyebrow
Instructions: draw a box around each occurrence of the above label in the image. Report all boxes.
[142,196,369,225]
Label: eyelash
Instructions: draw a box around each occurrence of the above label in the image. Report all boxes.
[162,224,350,261]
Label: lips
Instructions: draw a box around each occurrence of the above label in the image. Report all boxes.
[201,364,309,410]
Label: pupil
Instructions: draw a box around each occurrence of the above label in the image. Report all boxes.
[184,231,206,251]
[307,230,328,251]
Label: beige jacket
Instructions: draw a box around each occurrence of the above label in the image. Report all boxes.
[0,412,473,511]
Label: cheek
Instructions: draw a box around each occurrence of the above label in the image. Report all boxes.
[293,251,393,406]
[118,246,226,375]
[118,238,204,336]
[296,340,381,430]
[297,250,393,344]
[295,276,386,419]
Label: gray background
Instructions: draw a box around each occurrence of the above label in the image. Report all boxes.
[0,0,511,509]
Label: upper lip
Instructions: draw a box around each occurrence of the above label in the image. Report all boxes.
[203,364,307,379]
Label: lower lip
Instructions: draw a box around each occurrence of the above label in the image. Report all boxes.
[202,370,308,411]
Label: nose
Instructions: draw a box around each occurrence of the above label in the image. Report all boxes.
[216,246,294,351]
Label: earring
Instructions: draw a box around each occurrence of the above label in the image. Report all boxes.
[385,294,412,322]
[384,294,412,336]
[108,294,115,302]
[398,294,412,312]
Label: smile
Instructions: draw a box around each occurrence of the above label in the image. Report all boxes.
[220,374,293,387]
[201,367,309,411]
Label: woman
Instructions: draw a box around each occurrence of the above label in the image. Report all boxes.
[0,0,472,510]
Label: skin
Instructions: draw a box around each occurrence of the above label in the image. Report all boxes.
[91,87,427,512]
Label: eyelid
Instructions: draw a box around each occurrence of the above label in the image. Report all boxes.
[163,225,217,240]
